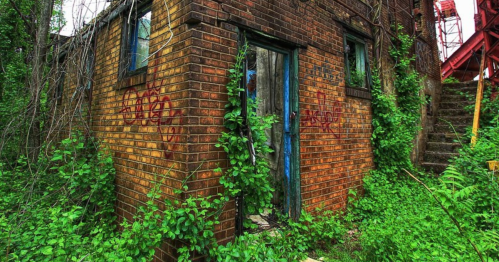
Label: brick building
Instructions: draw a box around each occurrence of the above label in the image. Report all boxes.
[58,0,441,260]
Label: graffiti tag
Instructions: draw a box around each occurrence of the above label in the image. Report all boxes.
[301,91,342,139]
[120,67,183,159]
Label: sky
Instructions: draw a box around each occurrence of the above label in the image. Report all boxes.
[61,0,478,56]
[448,0,477,56]
[60,0,109,36]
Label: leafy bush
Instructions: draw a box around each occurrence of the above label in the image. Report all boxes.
[346,70,366,88]
[212,232,289,262]
[0,134,117,261]
[443,76,460,84]
[211,211,346,262]
[459,84,499,127]
[434,120,499,260]
[215,43,276,220]
[371,30,424,176]
[0,133,230,261]
[352,171,481,261]
[353,113,499,261]
[355,28,498,261]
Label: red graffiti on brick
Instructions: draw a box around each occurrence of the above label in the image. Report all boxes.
[120,67,183,159]
[301,91,342,139]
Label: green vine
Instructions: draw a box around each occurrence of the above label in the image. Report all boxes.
[215,42,277,218]
[371,29,424,176]
[1,40,283,262]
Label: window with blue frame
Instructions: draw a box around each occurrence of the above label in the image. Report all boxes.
[130,9,151,71]
[344,34,368,88]
[121,4,151,77]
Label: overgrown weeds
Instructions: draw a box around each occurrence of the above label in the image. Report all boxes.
[211,210,346,262]
[341,29,499,261]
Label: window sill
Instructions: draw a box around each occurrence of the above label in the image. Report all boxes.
[117,69,147,90]
[346,86,372,100]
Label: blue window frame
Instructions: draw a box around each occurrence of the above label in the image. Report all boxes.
[129,8,151,71]
[344,34,367,88]
[244,42,294,215]
[120,3,152,78]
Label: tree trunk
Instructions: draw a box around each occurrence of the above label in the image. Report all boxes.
[27,0,54,161]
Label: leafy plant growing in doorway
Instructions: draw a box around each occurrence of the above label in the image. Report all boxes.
[215,42,277,221]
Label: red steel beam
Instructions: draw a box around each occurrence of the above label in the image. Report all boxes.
[441,0,499,85]
[441,31,484,79]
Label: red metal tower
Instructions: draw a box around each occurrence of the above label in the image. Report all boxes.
[441,0,499,86]
[434,0,464,60]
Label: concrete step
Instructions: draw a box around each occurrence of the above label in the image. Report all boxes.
[424,151,459,164]
[427,132,464,143]
[442,86,477,95]
[436,116,474,127]
[426,141,462,152]
[439,101,475,109]
[442,81,478,89]
[438,108,471,116]
[434,123,469,133]
[421,162,448,174]
[440,94,474,102]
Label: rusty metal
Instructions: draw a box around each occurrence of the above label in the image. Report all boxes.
[441,0,499,86]
[434,0,463,60]
[471,45,486,147]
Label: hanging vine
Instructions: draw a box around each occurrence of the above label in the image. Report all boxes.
[215,42,277,218]
[371,29,424,176]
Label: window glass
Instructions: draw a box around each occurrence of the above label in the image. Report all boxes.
[345,36,367,88]
[85,49,94,90]
[131,10,151,71]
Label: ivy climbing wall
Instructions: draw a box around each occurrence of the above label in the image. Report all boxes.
[299,45,375,211]
[58,0,441,261]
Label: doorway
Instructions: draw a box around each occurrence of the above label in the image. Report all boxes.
[244,42,296,221]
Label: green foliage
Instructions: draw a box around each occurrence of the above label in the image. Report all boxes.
[211,211,346,262]
[0,0,66,162]
[0,134,117,261]
[0,0,34,161]
[346,70,365,88]
[460,83,499,127]
[443,76,460,84]
[212,232,288,262]
[354,48,499,260]
[351,28,499,261]
[50,0,66,33]
[431,121,499,260]
[371,30,424,176]
[215,43,276,217]
[0,134,230,261]
[389,33,424,118]
[284,210,346,252]
[351,171,486,261]
[164,190,227,261]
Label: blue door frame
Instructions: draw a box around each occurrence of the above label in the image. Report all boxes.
[246,40,296,216]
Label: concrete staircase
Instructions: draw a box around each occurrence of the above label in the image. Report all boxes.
[421,82,477,174]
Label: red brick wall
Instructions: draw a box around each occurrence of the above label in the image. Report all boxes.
[89,0,195,260]
[299,45,374,211]
[59,0,442,260]
[181,0,377,224]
